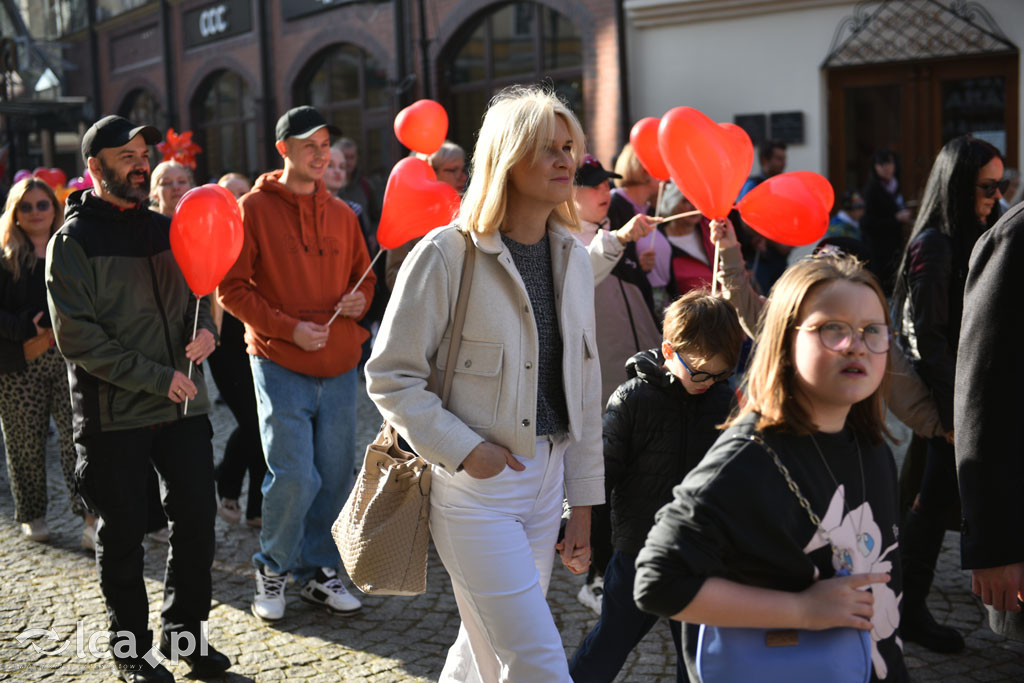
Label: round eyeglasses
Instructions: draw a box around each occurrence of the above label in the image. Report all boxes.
[794,321,891,354]
[676,353,734,383]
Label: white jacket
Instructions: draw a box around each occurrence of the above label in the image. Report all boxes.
[365,222,604,506]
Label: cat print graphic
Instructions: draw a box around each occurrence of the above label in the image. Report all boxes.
[804,485,902,679]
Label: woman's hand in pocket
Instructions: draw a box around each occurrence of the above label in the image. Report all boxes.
[461,442,525,479]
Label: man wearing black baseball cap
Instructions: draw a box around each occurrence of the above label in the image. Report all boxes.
[219,105,373,622]
[46,115,228,682]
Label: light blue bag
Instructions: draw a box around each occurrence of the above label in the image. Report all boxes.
[696,434,874,683]
[697,624,871,683]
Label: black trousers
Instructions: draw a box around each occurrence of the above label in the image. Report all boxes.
[208,313,265,519]
[75,415,216,655]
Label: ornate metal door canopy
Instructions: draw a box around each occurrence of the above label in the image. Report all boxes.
[824,0,1017,67]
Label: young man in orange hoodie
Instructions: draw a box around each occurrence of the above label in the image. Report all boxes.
[218,106,375,621]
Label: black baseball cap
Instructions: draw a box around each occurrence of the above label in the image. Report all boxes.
[575,155,622,188]
[275,106,341,142]
[81,115,161,163]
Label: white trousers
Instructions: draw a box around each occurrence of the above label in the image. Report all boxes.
[430,436,571,683]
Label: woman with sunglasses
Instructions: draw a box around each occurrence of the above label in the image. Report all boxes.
[0,177,92,544]
[891,134,1004,654]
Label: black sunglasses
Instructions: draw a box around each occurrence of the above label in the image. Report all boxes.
[977,179,1010,198]
[18,200,52,213]
[677,354,734,383]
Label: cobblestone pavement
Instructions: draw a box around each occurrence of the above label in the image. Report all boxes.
[1,377,1023,681]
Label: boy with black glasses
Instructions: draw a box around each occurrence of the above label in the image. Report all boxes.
[569,289,743,682]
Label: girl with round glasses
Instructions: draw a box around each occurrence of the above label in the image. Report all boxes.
[0,177,91,545]
[635,255,908,682]
[891,135,1003,654]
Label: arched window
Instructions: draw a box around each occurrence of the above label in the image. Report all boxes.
[440,2,583,151]
[119,88,166,133]
[190,70,258,183]
[294,43,391,181]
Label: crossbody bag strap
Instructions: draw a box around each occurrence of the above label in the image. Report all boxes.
[729,433,839,553]
[439,229,476,410]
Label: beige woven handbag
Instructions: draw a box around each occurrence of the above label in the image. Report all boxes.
[333,230,476,595]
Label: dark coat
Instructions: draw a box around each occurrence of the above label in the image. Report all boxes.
[901,224,984,431]
[0,259,50,374]
[602,349,733,555]
[954,202,1024,639]
[861,178,905,295]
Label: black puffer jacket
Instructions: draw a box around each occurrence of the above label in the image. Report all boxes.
[603,348,734,555]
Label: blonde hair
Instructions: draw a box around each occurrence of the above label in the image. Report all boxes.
[218,172,249,185]
[459,85,584,234]
[613,142,650,188]
[726,255,892,444]
[428,141,465,173]
[0,178,62,281]
[150,161,193,202]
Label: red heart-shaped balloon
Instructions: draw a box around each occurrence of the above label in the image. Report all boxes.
[33,167,65,189]
[658,107,753,219]
[737,171,835,247]
[629,117,671,181]
[378,157,461,250]
[171,185,245,296]
[394,100,449,156]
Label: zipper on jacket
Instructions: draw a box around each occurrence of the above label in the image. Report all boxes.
[146,234,182,420]
[106,384,117,423]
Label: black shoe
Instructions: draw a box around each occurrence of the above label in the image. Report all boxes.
[113,658,175,683]
[159,637,232,677]
[902,606,966,653]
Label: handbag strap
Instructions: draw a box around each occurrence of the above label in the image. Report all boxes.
[439,229,476,409]
[730,433,840,554]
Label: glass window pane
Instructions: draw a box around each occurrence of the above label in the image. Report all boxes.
[941,76,1006,153]
[543,8,581,71]
[450,22,487,84]
[327,46,361,103]
[843,84,901,191]
[491,3,537,79]
[552,77,584,128]
[449,89,490,154]
[364,56,389,109]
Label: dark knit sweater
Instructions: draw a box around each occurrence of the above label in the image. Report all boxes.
[501,232,568,436]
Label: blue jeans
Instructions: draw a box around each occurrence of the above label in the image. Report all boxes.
[249,356,357,584]
[570,551,687,682]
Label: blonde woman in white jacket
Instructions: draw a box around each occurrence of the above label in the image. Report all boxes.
[366,86,603,682]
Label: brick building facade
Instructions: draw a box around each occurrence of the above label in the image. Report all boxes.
[59,0,627,186]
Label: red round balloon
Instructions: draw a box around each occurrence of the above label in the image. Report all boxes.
[736,171,835,247]
[170,184,245,296]
[394,100,449,156]
[658,107,753,219]
[210,183,242,217]
[378,157,460,250]
[629,117,671,181]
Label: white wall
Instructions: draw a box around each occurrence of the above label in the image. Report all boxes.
[625,0,1024,177]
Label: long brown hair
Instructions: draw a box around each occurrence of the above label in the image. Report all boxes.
[0,178,63,280]
[726,255,892,444]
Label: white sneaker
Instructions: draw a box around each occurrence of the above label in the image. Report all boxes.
[577,576,604,616]
[81,522,97,551]
[300,567,362,615]
[252,565,288,622]
[21,517,49,542]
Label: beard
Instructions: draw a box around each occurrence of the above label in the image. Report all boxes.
[99,159,150,204]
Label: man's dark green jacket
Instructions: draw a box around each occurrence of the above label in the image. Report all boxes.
[46,189,215,438]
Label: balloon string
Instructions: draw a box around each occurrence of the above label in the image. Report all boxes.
[658,209,702,222]
[654,181,665,218]
[183,295,200,416]
[711,241,721,297]
[328,249,384,326]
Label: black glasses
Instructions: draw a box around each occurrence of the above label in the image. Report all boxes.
[677,354,733,383]
[977,179,1010,198]
[795,321,891,354]
[18,200,52,213]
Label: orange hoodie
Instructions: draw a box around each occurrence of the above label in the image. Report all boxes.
[218,170,375,378]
